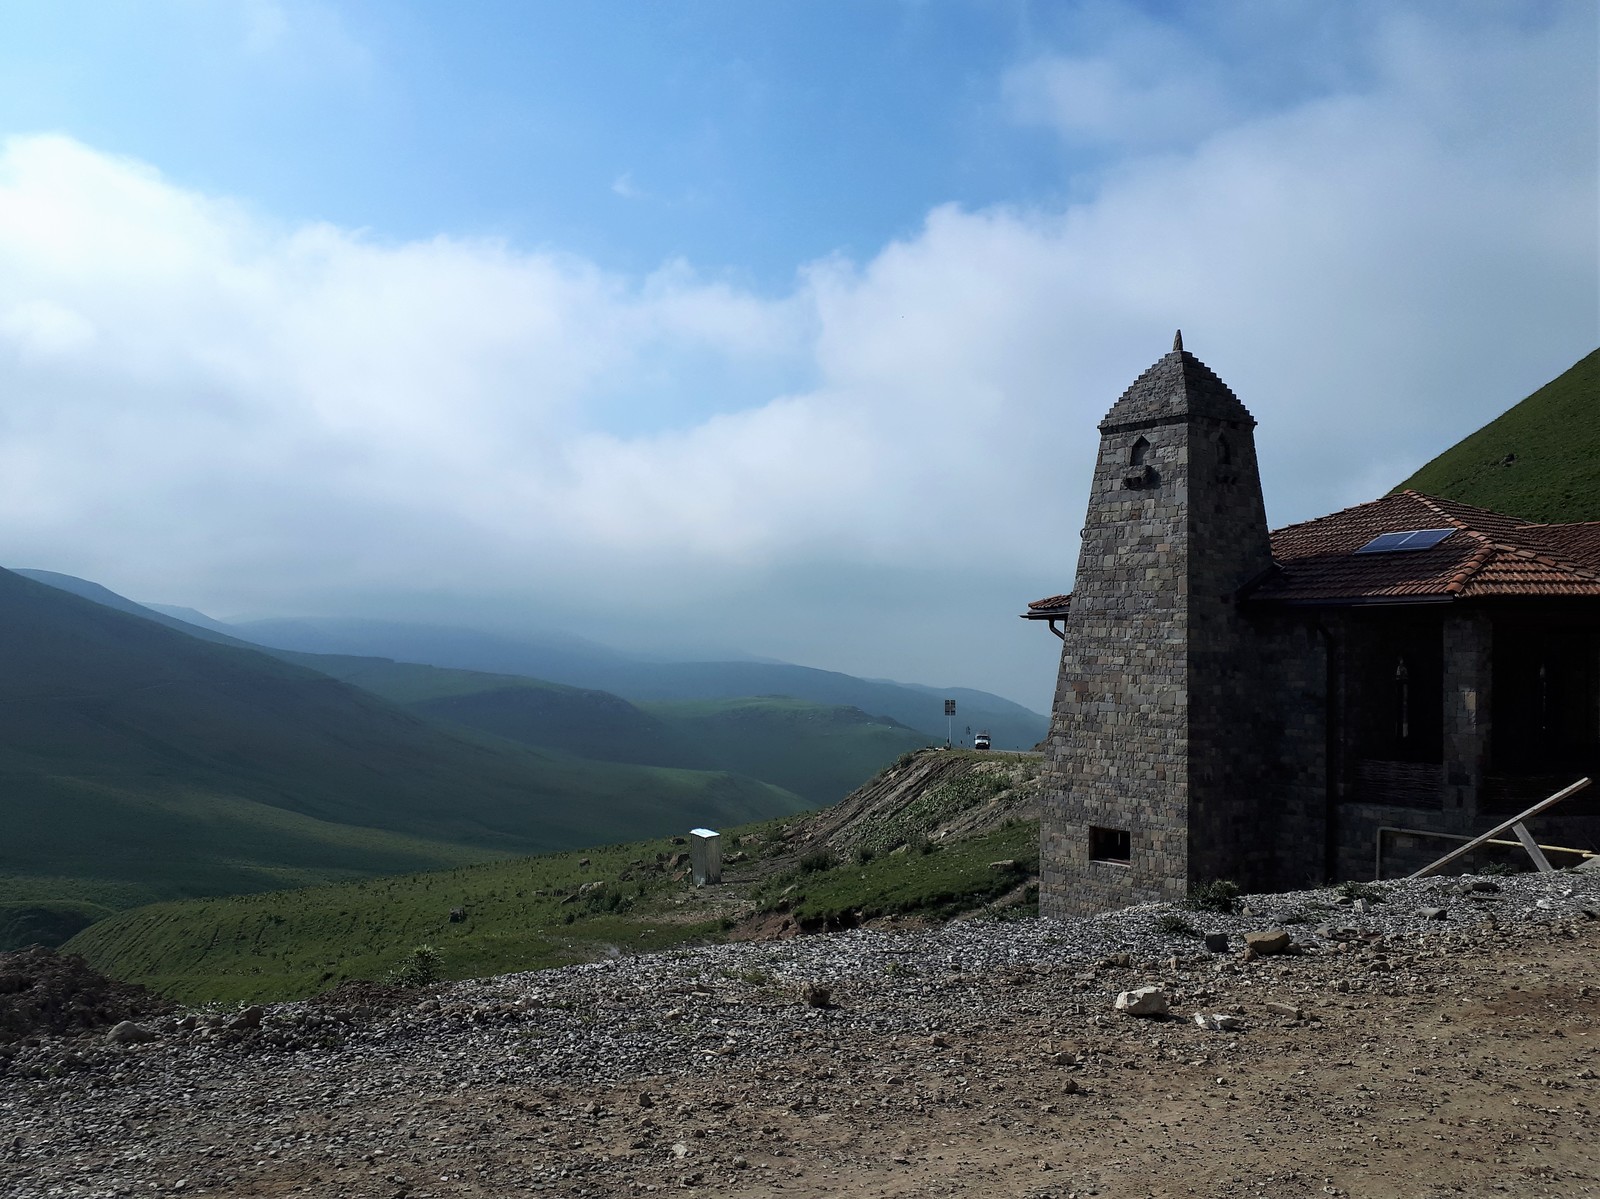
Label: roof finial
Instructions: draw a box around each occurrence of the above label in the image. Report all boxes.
[1172,329,1183,352]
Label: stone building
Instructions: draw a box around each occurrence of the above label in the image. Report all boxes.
[1029,335,1600,917]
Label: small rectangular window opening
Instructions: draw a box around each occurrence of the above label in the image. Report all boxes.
[1089,825,1131,865]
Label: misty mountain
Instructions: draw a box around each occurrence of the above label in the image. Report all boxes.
[13,569,249,647]
[273,653,927,806]
[14,572,937,807]
[224,616,1048,749]
[233,616,635,685]
[0,567,805,948]
[141,602,243,636]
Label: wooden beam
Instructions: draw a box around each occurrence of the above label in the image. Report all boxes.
[1406,777,1591,879]
[1510,821,1556,873]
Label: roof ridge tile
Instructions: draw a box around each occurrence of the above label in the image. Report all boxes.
[1485,539,1600,583]
[1444,542,1498,594]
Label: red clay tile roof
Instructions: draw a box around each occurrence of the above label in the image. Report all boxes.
[1024,491,1600,613]
[1253,490,1600,603]
[1519,522,1600,574]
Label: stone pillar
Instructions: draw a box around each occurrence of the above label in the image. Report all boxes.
[1040,335,1275,916]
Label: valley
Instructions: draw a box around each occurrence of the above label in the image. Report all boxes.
[0,568,1045,954]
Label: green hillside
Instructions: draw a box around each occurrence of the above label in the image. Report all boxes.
[1398,348,1600,521]
[14,574,950,804]
[63,834,716,1004]
[645,696,928,805]
[296,655,692,766]
[65,750,1042,1006]
[275,653,930,804]
[0,568,806,948]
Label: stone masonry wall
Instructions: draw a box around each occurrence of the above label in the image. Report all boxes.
[1040,416,1190,916]
[1180,413,1285,891]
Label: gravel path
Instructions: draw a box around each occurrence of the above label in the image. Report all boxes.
[3,869,1598,1198]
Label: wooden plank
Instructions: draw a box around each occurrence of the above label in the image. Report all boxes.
[1511,822,1555,873]
[1406,777,1591,879]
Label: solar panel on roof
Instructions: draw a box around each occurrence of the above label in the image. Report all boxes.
[1354,527,1456,554]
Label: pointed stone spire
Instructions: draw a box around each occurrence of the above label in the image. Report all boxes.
[1098,335,1252,430]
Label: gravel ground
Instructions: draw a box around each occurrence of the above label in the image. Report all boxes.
[3,869,1598,1198]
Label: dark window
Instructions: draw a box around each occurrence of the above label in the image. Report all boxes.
[1352,617,1443,763]
[1089,826,1131,864]
[1129,436,1150,467]
[1493,625,1600,771]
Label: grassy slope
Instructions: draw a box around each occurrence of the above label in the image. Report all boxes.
[302,655,693,767]
[67,750,1043,1005]
[0,568,806,946]
[1398,348,1600,522]
[644,696,929,806]
[298,657,932,804]
[752,821,1037,931]
[64,834,722,1005]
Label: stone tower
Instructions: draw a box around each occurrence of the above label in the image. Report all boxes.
[1039,333,1277,917]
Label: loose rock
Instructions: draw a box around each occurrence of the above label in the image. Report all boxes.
[106,1020,157,1045]
[1243,930,1291,955]
[1114,986,1170,1017]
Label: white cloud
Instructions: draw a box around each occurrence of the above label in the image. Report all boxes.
[0,299,96,360]
[0,2,1593,709]
[1005,47,1240,149]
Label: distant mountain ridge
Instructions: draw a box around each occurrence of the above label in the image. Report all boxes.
[224,615,1048,750]
[0,567,806,949]
[19,573,947,796]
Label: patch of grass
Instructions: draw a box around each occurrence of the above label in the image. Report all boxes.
[848,762,1033,858]
[1336,880,1387,903]
[988,881,1039,922]
[1185,879,1241,914]
[753,821,1038,931]
[1153,912,1201,938]
[799,849,837,874]
[385,944,441,988]
[63,833,727,1005]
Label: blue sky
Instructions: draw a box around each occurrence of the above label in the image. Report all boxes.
[6,1,1050,283]
[0,1,1595,709]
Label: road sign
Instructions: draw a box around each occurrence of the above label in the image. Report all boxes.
[944,700,956,715]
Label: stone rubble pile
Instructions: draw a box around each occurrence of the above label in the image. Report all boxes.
[0,868,1595,1197]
